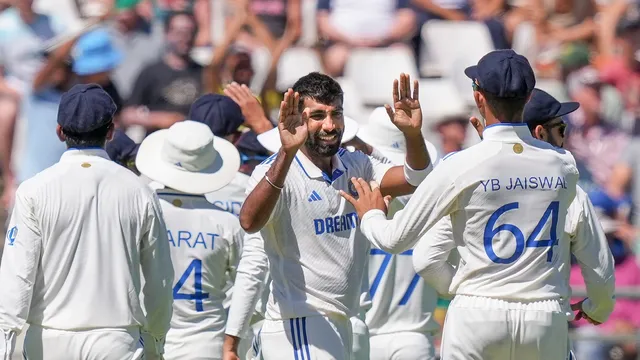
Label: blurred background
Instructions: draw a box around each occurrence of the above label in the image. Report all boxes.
[0,0,639,359]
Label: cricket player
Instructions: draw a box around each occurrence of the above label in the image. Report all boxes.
[0,84,173,360]
[342,50,588,359]
[135,120,244,359]
[354,107,442,360]
[413,88,616,359]
[223,72,432,360]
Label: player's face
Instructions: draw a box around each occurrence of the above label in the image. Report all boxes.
[302,97,344,158]
[533,118,566,148]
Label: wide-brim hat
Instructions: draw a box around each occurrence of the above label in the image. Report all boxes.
[256,116,359,154]
[357,107,439,165]
[135,121,241,194]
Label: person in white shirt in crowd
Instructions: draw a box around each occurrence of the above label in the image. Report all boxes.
[0,83,173,360]
[135,120,245,360]
[223,72,432,360]
[414,88,616,360]
[351,106,441,360]
[342,49,603,359]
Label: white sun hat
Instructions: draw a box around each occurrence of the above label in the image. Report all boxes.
[357,107,440,166]
[135,120,241,195]
[256,116,359,154]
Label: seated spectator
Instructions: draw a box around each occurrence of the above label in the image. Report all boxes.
[564,66,629,188]
[570,190,640,360]
[608,138,640,229]
[317,0,416,77]
[138,0,211,45]
[503,0,597,74]
[120,10,203,133]
[108,4,164,99]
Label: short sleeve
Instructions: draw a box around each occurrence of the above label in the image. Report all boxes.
[246,163,285,224]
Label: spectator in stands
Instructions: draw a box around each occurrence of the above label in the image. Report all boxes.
[138,0,211,45]
[597,0,640,56]
[317,0,417,77]
[564,66,629,188]
[0,0,66,209]
[121,10,202,133]
[108,4,164,99]
[608,139,640,229]
[570,190,640,360]
[433,115,469,156]
[236,0,301,50]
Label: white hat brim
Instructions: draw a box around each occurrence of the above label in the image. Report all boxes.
[135,130,241,195]
[357,125,440,166]
[257,116,359,154]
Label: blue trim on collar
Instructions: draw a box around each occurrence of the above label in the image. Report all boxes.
[484,122,528,129]
[157,192,206,199]
[295,155,347,184]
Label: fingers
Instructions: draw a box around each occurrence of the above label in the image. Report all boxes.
[384,104,395,122]
[350,177,366,198]
[286,88,294,114]
[240,84,253,97]
[392,79,399,104]
[292,92,300,115]
[470,116,485,139]
[399,73,406,100]
[278,99,288,125]
[383,195,392,208]
[339,190,357,206]
[404,73,411,100]
[412,79,419,101]
[356,178,372,196]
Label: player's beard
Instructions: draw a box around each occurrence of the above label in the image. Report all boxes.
[305,129,343,157]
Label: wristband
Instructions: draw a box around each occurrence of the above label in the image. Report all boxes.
[404,161,432,187]
[264,175,283,190]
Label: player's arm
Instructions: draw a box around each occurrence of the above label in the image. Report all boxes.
[224,232,270,357]
[343,160,459,254]
[412,216,457,296]
[139,193,174,357]
[239,89,307,233]
[378,74,431,197]
[0,186,41,358]
[570,191,616,324]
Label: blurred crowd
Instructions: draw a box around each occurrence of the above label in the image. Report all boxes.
[1,0,640,359]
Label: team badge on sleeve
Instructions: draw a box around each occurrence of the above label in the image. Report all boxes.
[7,226,17,246]
[348,181,358,198]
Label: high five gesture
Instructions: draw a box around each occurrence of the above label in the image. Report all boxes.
[278,88,308,153]
[385,73,423,137]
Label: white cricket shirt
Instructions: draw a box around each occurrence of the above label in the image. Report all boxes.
[0,149,173,338]
[156,189,244,358]
[205,172,250,217]
[414,185,615,320]
[246,149,393,320]
[361,124,580,301]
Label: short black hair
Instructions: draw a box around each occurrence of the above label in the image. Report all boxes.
[63,122,113,149]
[292,72,344,112]
[481,91,528,123]
[164,10,198,36]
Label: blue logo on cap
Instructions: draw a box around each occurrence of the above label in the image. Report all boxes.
[7,226,17,246]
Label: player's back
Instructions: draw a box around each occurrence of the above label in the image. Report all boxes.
[444,125,579,301]
[20,149,158,330]
[157,190,244,358]
[366,246,439,335]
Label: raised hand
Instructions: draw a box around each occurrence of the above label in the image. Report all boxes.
[470,116,485,139]
[278,88,308,153]
[224,82,272,133]
[385,73,423,137]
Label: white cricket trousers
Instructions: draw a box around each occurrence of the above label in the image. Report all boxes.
[350,316,369,360]
[23,325,143,360]
[258,314,352,360]
[369,332,436,360]
[441,295,571,360]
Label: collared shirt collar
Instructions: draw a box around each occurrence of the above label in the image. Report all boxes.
[294,150,347,183]
[482,123,534,142]
[60,147,111,161]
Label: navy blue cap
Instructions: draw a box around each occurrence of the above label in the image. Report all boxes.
[523,89,580,125]
[465,49,536,98]
[106,129,139,166]
[235,130,270,156]
[57,83,117,133]
[188,94,245,137]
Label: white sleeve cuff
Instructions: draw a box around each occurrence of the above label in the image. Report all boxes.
[404,161,432,187]
[140,332,165,356]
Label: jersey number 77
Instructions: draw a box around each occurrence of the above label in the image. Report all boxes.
[484,201,559,264]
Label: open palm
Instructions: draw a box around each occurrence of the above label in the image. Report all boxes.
[278,88,308,152]
[385,73,423,136]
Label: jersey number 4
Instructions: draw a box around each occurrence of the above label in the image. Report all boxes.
[484,201,559,264]
[369,249,420,306]
[173,259,210,312]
